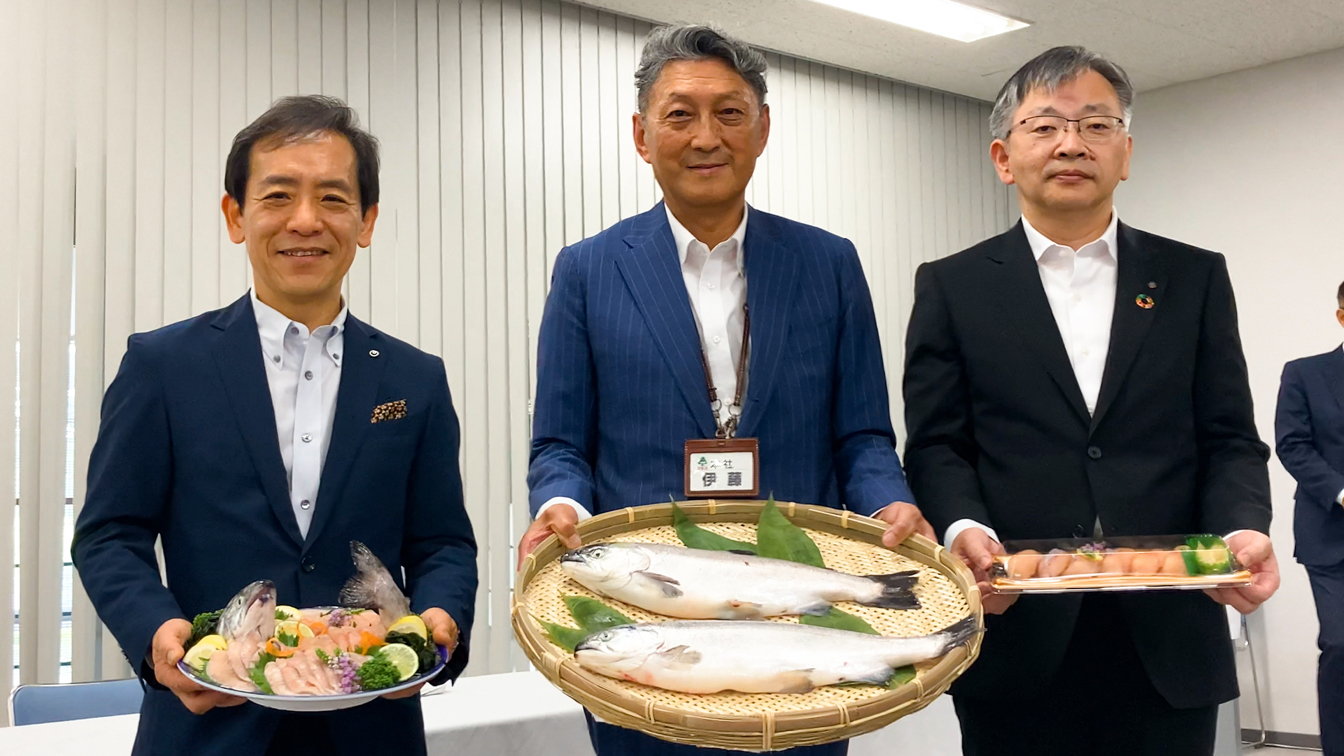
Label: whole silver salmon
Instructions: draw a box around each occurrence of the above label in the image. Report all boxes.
[574,616,978,694]
[560,542,919,619]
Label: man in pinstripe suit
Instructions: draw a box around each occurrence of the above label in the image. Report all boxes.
[521,25,931,756]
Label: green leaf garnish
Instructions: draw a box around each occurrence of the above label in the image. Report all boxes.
[755,496,824,567]
[538,618,589,652]
[886,665,917,688]
[800,607,880,635]
[315,649,330,664]
[277,631,299,647]
[564,596,633,633]
[249,652,276,694]
[671,500,757,553]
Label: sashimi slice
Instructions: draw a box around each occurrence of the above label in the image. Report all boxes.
[205,648,255,693]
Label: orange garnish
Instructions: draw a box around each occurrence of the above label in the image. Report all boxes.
[301,619,328,636]
[265,638,296,658]
[358,631,385,652]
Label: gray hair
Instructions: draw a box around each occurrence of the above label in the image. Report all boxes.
[635,24,768,114]
[989,46,1135,141]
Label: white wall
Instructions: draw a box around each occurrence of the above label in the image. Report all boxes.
[1120,44,1344,738]
[0,0,1011,711]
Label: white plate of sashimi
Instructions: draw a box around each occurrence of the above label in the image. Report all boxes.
[178,542,448,712]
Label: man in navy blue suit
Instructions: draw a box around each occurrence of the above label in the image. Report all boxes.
[73,96,477,756]
[1276,280,1344,756]
[520,24,932,756]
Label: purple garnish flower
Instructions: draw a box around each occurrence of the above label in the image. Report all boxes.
[336,653,360,694]
[327,608,349,628]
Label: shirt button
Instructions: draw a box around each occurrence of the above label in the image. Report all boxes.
[707,282,716,290]
[333,354,340,361]
[300,499,312,510]
[713,336,721,344]
[301,558,316,573]
[302,433,313,443]
[289,326,299,335]
[304,370,313,380]
[272,355,281,363]
[1087,446,1102,460]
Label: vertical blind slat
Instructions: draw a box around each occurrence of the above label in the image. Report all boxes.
[16,0,49,687]
[0,0,22,719]
[71,0,110,685]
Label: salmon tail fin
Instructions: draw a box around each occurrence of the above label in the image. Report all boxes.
[859,570,921,610]
[934,616,982,656]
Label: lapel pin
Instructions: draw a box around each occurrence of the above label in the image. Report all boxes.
[369,349,380,358]
[1147,281,1157,289]
[1135,294,1155,309]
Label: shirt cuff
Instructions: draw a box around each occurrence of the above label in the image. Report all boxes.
[944,519,999,548]
[1337,488,1344,506]
[536,497,593,522]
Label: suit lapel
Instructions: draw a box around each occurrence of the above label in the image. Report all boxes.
[1327,347,1344,412]
[1090,223,1166,432]
[735,214,798,439]
[987,223,1091,424]
[210,295,304,549]
[302,316,387,553]
[616,204,718,439]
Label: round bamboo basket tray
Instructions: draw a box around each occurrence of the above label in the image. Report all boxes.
[512,500,983,752]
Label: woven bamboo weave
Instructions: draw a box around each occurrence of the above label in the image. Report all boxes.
[512,500,983,751]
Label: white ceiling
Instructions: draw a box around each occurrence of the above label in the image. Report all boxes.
[576,0,1344,101]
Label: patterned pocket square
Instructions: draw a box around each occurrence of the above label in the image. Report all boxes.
[371,399,408,424]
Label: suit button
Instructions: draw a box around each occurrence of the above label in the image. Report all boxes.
[301,558,316,573]
[1087,446,1102,459]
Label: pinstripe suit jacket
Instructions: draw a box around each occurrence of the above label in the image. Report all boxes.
[528,202,913,517]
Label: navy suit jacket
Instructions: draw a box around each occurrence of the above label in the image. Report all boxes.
[1276,347,1344,566]
[72,295,477,756]
[528,203,913,517]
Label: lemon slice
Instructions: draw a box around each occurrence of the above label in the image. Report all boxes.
[387,615,428,641]
[275,620,315,647]
[274,605,301,622]
[379,643,420,682]
[184,634,227,672]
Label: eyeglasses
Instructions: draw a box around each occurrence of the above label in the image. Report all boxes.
[1015,115,1126,143]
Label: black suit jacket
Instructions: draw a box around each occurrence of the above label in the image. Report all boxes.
[903,221,1271,708]
[1276,347,1344,566]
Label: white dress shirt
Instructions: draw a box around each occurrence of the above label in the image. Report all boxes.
[944,212,1119,548]
[537,206,751,522]
[252,290,346,538]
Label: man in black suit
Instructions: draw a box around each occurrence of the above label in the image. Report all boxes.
[1275,281,1344,756]
[903,47,1281,755]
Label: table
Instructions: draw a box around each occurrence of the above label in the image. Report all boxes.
[0,670,1239,755]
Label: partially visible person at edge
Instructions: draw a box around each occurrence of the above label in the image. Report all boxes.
[903,46,1280,756]
[73,95,477,756]
[1275,279,1344,756]
[520,23,933,756]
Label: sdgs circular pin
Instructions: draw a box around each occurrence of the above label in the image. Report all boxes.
[1135,294,1155,309]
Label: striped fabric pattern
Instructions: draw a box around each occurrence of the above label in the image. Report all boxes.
[528,203,914,517]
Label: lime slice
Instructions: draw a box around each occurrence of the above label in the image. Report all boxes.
[274,605,301,622]
[184,635,227,672]
[387,615,428,641]
[379,643,420,682]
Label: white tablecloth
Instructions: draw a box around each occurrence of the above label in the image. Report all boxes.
[0,670,1240,756]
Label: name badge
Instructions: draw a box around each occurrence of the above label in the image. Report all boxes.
[684,438,760,498]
